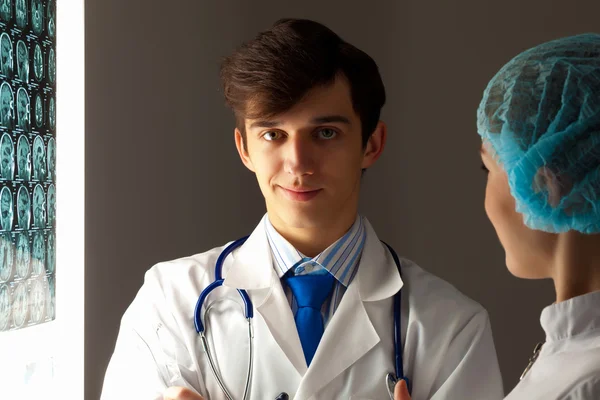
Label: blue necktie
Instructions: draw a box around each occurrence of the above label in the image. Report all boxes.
[284,272,335,366]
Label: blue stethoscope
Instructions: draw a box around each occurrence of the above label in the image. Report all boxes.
[194,236,410,400]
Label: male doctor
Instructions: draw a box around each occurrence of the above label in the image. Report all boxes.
[101,19,504,400]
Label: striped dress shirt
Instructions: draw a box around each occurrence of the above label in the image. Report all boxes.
[264,214,366,327]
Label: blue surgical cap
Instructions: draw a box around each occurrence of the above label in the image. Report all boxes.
[477,33,600,234]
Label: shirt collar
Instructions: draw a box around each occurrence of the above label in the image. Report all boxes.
[540,290,600,342]
[264,214,366,287]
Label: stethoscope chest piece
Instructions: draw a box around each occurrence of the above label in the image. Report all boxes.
[386,373,397,399]
[386,372,411,399]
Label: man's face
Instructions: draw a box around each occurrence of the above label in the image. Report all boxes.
[235,76,385,231]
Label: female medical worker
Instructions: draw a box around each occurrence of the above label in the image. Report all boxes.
[100,19,504,400]
[396,33,600,400]
[480,33,600,400]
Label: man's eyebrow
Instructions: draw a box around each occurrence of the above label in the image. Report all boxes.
[311,115,351,125]
[249,115,352,130]
[249,120,282,129]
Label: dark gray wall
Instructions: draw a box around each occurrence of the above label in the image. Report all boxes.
[85,1,599,398]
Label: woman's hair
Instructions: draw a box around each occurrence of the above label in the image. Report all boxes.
[477,33,600,233]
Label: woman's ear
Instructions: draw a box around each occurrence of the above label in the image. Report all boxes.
[534,167,571,207]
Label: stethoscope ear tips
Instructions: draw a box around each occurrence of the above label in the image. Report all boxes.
[275,393,289,400]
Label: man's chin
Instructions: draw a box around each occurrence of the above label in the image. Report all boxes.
[274,208,329,230]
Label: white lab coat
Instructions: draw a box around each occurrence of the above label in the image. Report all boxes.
[505,290,600,400]
[101,217,504,400]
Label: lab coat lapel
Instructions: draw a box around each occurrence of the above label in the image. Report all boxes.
[294,219,404,399]
[223,217,307,377]
[294,283,379,400]
[254,274,308,376]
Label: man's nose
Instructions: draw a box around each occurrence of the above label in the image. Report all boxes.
[283,136,316,177]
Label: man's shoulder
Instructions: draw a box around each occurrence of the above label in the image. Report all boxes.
[399,257,488,321]
[145,241,232,283]
[121,241,237,321]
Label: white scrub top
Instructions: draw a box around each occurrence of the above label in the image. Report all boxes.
[505,290,600,400]
[100,216,504,400]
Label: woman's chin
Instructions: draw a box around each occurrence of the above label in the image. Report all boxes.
[505,254,547,280]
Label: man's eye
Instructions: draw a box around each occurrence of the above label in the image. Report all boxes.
[317,128,337,140]
[262,131,282,141]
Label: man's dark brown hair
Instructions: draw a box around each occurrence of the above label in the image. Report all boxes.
[220,18,386,148]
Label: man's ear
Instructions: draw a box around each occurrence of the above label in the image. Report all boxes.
[361,121,387,170]
[234,128,255,172]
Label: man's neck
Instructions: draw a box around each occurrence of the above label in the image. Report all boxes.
[267,213,358,258]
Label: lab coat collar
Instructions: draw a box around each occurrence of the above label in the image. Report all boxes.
[541,290,600,343]
[355,218,404,301]
[222,214,273,292]
[223,214,404,301]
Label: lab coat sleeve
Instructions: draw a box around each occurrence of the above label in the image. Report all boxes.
[563,375,600,400]
[100,320,167,400]
[429,309,504,400]
[100,266,207,400]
